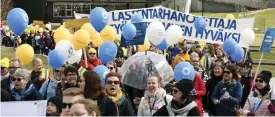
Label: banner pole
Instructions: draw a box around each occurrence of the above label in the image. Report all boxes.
[244,47,249,62]
[83,48,88,69]
[250,52,264,93]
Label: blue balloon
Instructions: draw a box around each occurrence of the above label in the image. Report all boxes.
[93,65,110,85]
[7,8,29,35]
[194,17,206,33]
[122,23,137,40]
[223,38,236,55]
[90,7,108,32]
[230,45,244,62]
[48,49,65,69]
[157,40,168,51]
[174,62,195,81]
[98,41,118,64]
[131,12,143,23]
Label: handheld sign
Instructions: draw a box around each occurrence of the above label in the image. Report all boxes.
[120,22,147,47]
[260,28,275,53]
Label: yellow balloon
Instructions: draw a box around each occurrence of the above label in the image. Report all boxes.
[225,14,235,19]
[30,26,35,31]
[60,25,65,29]
[25,30,30,34]
[91,33,103,47]
[38,28,44,33]
[81,23,96,38]
[139,38,150,52]
[35,25,39,30]
[100,25,116,41]
[72,29,90,50]
[15,44,34,65]
[54,27,71,43]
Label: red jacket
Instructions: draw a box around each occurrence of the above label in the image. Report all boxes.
[81,57,102,70]
[193,72,206,116]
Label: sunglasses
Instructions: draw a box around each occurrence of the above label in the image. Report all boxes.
[62,102,72,109]
[106,80,120,85]
[255,79,264,83]
[223,70,231,74]
[1,67,6,70]
[89,53,96,55]
[12,77,23,82]
[108,67,114,70]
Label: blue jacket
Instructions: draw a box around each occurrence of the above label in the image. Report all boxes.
[211,81,242,116]
[11,83,43,101]
[39,79,56,100]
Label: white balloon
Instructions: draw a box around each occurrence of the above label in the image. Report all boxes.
[165,25,183,46]
[46,24,51,29]
[240,28,255,45]
[67,49,83,64]
[146,21,166,45]
[55,40,75,61]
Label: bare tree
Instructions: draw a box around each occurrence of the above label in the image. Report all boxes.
[1,0,13,20]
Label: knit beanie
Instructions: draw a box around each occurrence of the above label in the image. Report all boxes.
[257,70,272,84]
[47,96,63,114]
[174,79,194,96]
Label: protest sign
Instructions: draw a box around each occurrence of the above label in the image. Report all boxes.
[120,22,147,47]
[74,6,255,47]
[1,100,47,116]
[260,28,275,53]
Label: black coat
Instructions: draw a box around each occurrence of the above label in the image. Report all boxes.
[240,75,252,108]
[97,98,118,116]
[118,96,134,116]
[1,76,12,95]
[1,88,11,101]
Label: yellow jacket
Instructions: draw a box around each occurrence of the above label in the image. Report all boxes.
[172,53,190,67]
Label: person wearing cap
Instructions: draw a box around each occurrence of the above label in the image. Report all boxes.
[153,79,200,116]
[240,60,253,108]
[1,57,10,80]
[211,64,242,116]
[80,48,102,70]
[242,70,275,116]
[47,96,63,116]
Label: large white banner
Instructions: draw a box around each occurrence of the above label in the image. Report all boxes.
[74,6,255,47]
[1,100,47,116]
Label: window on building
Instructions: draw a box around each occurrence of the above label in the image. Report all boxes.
[53,3,73,17]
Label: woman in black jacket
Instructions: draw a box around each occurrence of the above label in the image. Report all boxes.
[240,60,253,108]
[79,71,118,116]
[203,62,224,116]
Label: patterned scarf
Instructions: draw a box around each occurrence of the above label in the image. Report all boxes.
[11,84,36,101]
[107,90,126,106]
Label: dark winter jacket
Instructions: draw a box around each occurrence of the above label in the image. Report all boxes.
[97,98,118,116]
[11,83,43,101]
[240,75,253,108]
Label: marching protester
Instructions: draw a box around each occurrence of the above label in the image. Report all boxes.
[213,47,228,65]
[105,72,134,116]
[70,99,101,116]
[79,71,118,116]
[11,68,43,101]
[242,70,275,116]
[80,48,102,70]
[30,58,46,90]
[39,66,65,99]
[138,75,171,116]
[153,79,200,116]
[211,64,243,116]
[240,60,254,108]
[203,61,224,116]
[61,87,85,116]
[1,58,22,95]
[46,96,62,116]
[64,66,79,89]
[172,46,190,67]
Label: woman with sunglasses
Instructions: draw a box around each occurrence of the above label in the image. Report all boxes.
[106,61,117,73]
[138,75,171,116]
[105,72,134,116]
[39,66,65,99]
[240,60,253,108]
[211,64,242,116]
[80,48,102,70]
[79,71,118,116]
[11,68,43,101]
[242,70,275,116]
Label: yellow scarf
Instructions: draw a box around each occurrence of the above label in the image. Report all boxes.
[107,90,126,106]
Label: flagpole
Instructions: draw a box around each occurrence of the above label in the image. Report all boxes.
[250,53,264,93]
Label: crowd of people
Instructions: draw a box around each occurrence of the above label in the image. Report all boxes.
[1,28,275,116]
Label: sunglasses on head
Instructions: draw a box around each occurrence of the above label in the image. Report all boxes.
[255,79,264,83]
[223,70,231,74]
[12,77,23,82]
[89,53,96,55]
[62,102,72,109]
[106,80,120,85]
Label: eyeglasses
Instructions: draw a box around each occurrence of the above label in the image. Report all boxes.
[89,53,96,55]
[106,80,120,85]
[108,67,114,70]
[223,70,231,74]
[244,66,251,69]
[9,66,20,70]
[62,102,72,109]
[66,73,77,77]
[55,70,64,74]
[255,79,264,83]
[12,77,24,82]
